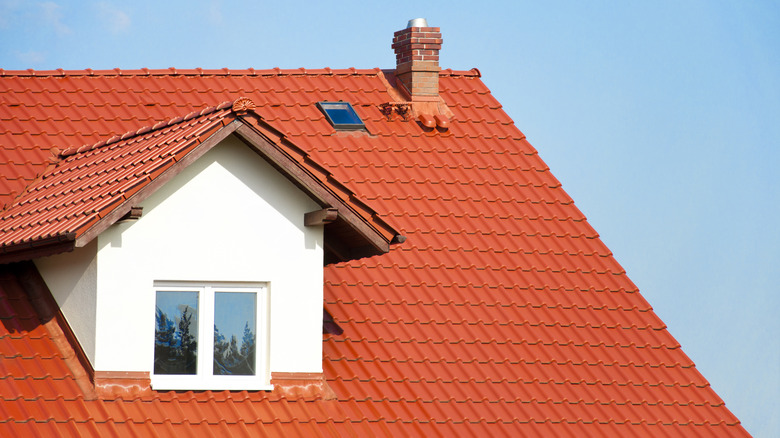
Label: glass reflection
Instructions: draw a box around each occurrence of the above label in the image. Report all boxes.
[154,291,199,375]
[213,292,256,375]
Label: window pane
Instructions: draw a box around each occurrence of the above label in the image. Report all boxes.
[213,292,256,376]
[154,291,199,375]
[317,101,365,130]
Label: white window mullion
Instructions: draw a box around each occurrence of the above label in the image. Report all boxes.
[199,286,215,378]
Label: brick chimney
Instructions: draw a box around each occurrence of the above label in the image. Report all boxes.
[392,18,442,101]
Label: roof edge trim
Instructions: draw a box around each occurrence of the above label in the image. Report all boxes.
[232,113,399,245]
[0,233,76,264]
[73,120,241,248]
[233,121,394,255]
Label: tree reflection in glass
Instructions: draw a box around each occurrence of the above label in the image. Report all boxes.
[154,291,199,375]
[213,292,256,375]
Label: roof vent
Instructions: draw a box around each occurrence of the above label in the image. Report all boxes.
[407,18,428,28]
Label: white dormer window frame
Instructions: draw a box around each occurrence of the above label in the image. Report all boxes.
[151,281,271,391]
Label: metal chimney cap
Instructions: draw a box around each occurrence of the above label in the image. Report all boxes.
[407,18,428,28]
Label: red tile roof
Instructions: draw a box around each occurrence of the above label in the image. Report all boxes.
[0,97,397,263]
[0,68,750,436]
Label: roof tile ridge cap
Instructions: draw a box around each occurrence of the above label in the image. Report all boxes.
[0,67,274,77]
[246,67,373,76]
[59,102,235,159]
[439,68,481,77]
[0,68,157,77]
[231,96,256,114]
[0,67,278,77]
[139,67,279,76]
[0,68,72,77]
[266,67,379,76]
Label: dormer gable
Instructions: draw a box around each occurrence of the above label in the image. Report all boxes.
[3,99,400,395]
[0,98,399,265]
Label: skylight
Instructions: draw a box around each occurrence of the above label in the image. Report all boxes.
[317,101,365,131]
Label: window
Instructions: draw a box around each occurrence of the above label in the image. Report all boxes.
[152,282,270,390]
[316,101,366,130]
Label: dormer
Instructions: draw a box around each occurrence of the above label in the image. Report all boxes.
[0,99,399,395]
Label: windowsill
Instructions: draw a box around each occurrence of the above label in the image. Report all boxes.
[151,375,273,391]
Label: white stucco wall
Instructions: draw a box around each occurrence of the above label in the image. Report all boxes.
[40,134,326,381]
[35,240,98,363]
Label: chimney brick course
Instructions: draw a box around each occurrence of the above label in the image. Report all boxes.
[393,26,442,100]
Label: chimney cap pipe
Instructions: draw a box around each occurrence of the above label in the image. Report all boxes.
[407,18,428,28]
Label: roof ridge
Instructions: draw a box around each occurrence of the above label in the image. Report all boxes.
[58,100,236,158]
[440,68,482,77]
[0,67,386,77]
[0,67,480,78]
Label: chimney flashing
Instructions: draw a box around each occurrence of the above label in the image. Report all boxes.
[386,19,453,124]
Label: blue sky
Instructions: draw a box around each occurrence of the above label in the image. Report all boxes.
[1,1,777,435]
